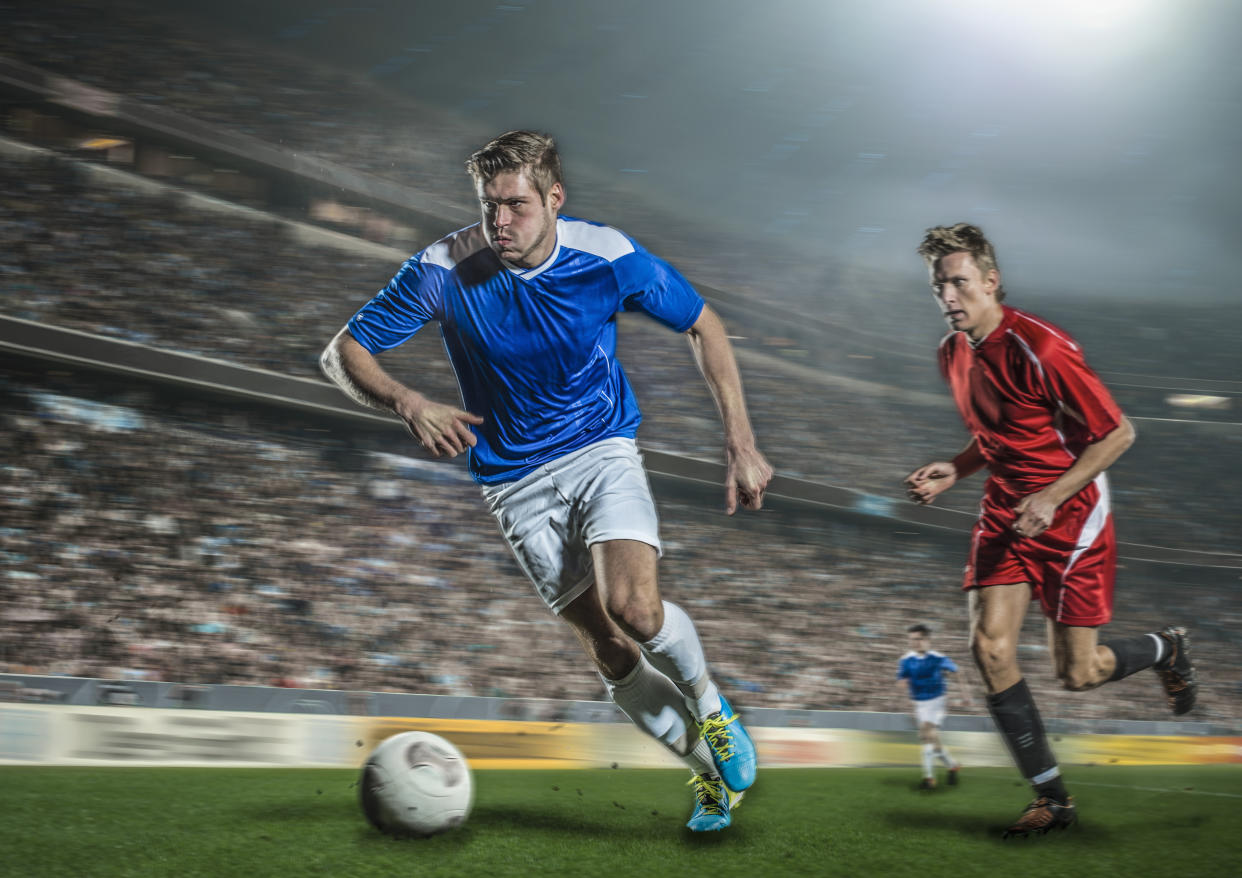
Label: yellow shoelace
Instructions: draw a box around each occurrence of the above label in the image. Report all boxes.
[688,775,726,816]
[700,712,738,761]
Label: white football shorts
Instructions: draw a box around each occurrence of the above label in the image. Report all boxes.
[913,694,948,727]
[480,437,662,614]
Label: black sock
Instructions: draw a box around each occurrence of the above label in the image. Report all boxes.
[1102,632,1163,681]
[986,678,1069,803]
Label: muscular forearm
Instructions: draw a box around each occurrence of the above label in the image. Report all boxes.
[952,438,986,479]
[1042,416,1136,505]
[320,328,421,414]
[686,306,757,452]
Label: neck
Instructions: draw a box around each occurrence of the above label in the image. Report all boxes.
[967,306,1004,343]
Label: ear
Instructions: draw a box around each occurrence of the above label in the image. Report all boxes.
[983,268,1001,297]
[546,181,565,212]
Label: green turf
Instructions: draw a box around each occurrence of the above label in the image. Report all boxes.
[2,765,1239,877]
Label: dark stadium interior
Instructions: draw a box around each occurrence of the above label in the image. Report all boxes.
[1,0,1239,726]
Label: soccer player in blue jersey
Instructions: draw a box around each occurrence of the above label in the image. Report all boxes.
[897,624,961,789]
[320,131,772,832]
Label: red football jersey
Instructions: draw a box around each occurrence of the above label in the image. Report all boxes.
[939,305,1124,498]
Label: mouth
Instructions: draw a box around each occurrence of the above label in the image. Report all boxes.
[943,310,965,321]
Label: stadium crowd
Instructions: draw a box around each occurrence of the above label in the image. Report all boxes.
[1,1,1237,725]
[2,370,1237,724]
[4,0,1238,386]
[1,150,1238,556]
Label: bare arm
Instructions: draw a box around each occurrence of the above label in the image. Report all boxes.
[1013,415,1135,537]
[684,305,773,514]
[320,328,482,458]
[904,437,985,505]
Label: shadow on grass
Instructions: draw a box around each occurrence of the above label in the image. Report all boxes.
[883,807,1113,844]
[472,801,677,839]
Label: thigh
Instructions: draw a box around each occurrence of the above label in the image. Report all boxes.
[915,695,947,727]
[1036,484,1116,627]
[481,467,593,615]
[968,582,1031,647]
[967,489,1036,591]
[576,437,662,555]
[590,538,662,631]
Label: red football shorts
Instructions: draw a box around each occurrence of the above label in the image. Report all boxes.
[963,476,1116,626]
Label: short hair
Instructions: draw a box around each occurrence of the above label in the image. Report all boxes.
[465,130,563,202]
[917,223,1005,301]
[907,623,931,636]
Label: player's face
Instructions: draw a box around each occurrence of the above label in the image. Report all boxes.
[477,169,564,270]
[929,251,1003,341]
[908,632,929,654]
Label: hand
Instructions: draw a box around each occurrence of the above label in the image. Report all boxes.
[395,392,484,458]
[725,445,773,515]
[904,461,957,505]
[1012,489,1059,538]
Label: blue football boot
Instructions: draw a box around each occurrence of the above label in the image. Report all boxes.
[699,694,757,793]
[685,774,743,832]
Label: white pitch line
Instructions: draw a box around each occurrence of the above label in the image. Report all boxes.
[1067,779,1242,799]
[979,772,1242,799]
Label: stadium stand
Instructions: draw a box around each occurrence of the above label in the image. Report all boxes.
[1,1,1238,726]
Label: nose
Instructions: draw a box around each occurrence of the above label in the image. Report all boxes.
[493,204,512,229]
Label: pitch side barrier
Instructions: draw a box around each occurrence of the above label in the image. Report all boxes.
[2,316,1239,570]
[2,675,1236,769]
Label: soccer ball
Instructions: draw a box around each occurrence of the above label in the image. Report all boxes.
[359,731,474,837]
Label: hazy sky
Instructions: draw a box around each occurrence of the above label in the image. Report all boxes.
[212,0,1240,301]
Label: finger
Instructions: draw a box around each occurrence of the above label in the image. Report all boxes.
[457,422,479,447]
[427,434,451,457]
[724,482,738,516]
[459,410,485,425]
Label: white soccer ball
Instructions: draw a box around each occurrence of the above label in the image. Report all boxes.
[359,731,474,837]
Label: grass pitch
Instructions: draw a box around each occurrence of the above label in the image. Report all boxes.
[2,765,1238,877]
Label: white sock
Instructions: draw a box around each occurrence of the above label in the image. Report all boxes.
[1148,632,1168,664]
[935,746,957,769]
[640,600,722,722]
[921,743,935,778]
[602,654,716,777]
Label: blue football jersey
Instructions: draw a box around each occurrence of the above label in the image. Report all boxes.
[347,216,704,484]
[897,651,958,701]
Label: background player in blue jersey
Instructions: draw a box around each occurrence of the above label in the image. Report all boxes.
[897,623,962,789]
[320,131,773,832]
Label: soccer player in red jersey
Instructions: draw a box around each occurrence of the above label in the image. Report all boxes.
[904,223,1198,838]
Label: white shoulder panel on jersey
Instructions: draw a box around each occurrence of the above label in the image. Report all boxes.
[420,224,490,271]
[1014,311,1079,352]
[557,217,635,262]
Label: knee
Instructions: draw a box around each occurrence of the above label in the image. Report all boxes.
[971,633,1016,677]
[1057,666,1101,692]
[605,592,662,642]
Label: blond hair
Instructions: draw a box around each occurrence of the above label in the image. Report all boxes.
[917,223,1005,300]
[465,130,563,202]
